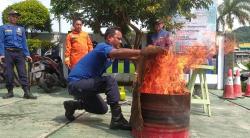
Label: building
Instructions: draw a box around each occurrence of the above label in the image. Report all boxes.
[234,43,250,63]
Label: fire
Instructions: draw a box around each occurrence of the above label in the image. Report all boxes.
[224,38,237,55]
[140,46,214,95]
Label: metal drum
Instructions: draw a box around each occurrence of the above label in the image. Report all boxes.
[132,93,190,138]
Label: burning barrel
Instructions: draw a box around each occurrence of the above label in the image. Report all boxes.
[132,93,190,138]
[131,49,192,138]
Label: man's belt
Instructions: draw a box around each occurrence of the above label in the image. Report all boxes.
[5,48,22,52]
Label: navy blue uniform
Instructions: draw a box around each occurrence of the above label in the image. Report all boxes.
[63,28,131,130]
[68,42,120,114]
[0,24,30,90]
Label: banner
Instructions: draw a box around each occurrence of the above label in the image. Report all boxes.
[174,0,217,52]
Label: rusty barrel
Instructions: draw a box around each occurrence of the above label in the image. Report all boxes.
[132,92,190,138]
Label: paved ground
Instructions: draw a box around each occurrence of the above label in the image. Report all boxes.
[0,86,249,138]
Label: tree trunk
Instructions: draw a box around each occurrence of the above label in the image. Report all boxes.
[127,22,143,49]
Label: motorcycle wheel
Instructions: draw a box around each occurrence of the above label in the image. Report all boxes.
[59,78,67,88]
[37,73,53,93]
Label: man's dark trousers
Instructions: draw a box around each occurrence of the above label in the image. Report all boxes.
[68,76,120,114]
[5,49,28,89]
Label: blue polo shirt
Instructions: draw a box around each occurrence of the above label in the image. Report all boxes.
[0,24,30,56]
[68,42,113,82]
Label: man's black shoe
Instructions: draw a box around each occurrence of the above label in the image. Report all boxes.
[110,115,132,130]
[23,87,37,99]
[2,93,14,99]
[63,101,76,121]
[110,102,131,130]
[23,93,37,99]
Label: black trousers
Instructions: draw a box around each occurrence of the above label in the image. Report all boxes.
[68,76,120,114]
[4,50,28,89]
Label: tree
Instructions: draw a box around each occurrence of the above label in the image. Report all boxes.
[51,0,213,49]
[217,0,250,33]
[2,0,51,34]
[233,26,250,43]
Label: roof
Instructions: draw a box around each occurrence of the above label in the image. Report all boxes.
[239,43,250,48]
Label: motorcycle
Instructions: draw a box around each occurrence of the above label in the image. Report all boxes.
[0,63,4,83]
[233,62,250,82]
[30,52,67,92]
[0,61,20,87]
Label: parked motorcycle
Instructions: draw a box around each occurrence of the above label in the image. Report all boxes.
[0,63,4,83]
[233,62,250,82]
[0,61,20,86]
[30,53,67,92]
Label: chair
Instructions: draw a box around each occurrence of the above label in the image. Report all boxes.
[187,65,215,116]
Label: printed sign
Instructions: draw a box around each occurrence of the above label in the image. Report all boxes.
[173,0,217,52]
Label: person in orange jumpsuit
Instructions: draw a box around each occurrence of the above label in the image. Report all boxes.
[64,18,93,69]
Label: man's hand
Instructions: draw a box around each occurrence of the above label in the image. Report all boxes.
[26,56,32,62]
[0,56,5,64]
[65,57,71,69]
[65,63,71,69]
[65,61,71,69]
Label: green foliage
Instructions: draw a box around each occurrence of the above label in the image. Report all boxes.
[233,26,250,43]
[51,0,212,48]
[41,40,56,51]
[246,62,250,70]
[2,0,51,32]
[27,39,42,52]
[217,0,250,32]
[27,39,55,53]
[51,0,212,29]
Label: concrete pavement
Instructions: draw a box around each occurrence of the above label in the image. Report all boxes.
[0,86,249,138]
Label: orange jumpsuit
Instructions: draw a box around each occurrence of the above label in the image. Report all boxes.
[64,31,93,69]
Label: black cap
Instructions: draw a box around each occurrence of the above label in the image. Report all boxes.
[8,10,21,16]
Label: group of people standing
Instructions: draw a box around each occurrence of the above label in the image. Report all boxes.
[0,10,171,131]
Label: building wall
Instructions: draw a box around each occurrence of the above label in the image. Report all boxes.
[235,43,250,63]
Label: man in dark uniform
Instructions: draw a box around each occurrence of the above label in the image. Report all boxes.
[63,27,159,130]
[0,10,37,99]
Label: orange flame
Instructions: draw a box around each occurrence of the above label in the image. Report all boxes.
[140,46,213,95]
[224,38,237,55]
